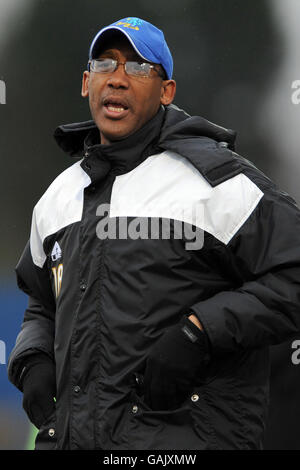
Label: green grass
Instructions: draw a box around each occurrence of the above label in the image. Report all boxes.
[25,424,38,450]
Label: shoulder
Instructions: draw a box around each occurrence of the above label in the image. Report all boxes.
[110,149,264,245]
[35,160,90,210]
[30,160,91,267]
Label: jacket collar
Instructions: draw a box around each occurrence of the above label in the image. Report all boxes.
[53,104,241,187]
[82,105,165,177]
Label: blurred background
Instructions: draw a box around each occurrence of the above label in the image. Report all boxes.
[0,0,299,450]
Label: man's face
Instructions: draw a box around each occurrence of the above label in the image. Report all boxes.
[82,36,176,144]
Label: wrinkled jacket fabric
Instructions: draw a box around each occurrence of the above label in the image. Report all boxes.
[8,105,300,450]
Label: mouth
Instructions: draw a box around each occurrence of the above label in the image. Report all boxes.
[103,97,130,119]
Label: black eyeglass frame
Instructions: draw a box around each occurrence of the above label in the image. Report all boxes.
[87,58,166,79]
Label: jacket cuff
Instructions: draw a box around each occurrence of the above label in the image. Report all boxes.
[16,352,55,392]
[180,314,211,364]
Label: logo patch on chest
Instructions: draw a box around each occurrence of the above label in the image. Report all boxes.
[51,241,62,261]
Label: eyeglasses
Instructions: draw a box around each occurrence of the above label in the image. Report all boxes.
[88,58,164,79]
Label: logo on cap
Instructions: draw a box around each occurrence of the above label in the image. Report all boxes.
[116,17,143,31]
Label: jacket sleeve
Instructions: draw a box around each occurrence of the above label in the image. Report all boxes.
[7,241,56,388]
[190,171,300,354]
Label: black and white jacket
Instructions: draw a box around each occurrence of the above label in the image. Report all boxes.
[8,105,300,450]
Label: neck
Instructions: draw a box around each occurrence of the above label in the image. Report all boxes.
[99,111,161,146]
[83,106,166,178]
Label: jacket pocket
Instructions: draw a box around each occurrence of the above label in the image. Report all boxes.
[127,388,215,450]
[190,379,254,450]
[188,387,220,450]
[34,410,57,450]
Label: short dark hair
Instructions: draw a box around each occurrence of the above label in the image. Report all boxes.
[155,64,167,80]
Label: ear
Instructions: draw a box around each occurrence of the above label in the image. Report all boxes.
[160,80,176,106]
[81,70,90,97]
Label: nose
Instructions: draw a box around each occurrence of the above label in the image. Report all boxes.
[107,63,129,89]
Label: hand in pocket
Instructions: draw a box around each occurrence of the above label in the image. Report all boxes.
[142,316,211,411]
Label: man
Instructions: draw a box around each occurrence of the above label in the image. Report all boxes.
[8,17,300,450]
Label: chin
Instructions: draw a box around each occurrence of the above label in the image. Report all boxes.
[99,123,135,143]
[103,129,130,141]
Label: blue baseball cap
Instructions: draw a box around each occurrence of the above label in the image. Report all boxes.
[89,17,173,79]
